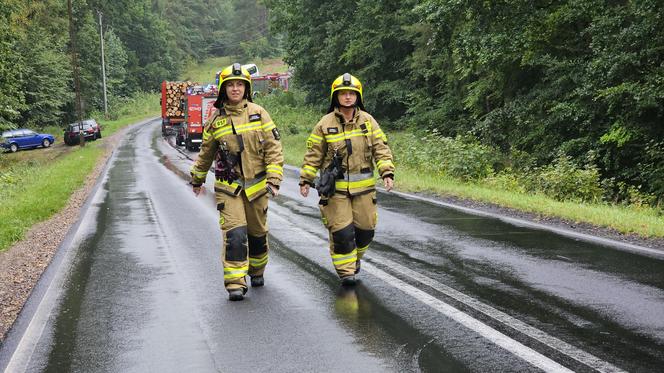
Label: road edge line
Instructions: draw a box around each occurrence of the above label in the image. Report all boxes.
[363,262,574,373]
[369,254,626,373]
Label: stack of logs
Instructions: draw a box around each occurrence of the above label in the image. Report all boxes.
[164,81,195,117]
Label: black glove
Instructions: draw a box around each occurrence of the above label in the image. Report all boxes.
[316,169,336,197]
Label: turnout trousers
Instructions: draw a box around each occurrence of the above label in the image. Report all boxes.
[216,191,269,291]
[319,191,377,279]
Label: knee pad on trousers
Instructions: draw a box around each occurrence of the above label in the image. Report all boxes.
[248,234,268,256]
[332,224,355,254]
[225,226,248,261]
[354,227,374,248]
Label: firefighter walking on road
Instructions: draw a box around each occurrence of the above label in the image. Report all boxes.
[299,73,395,286]
[190,63,284,301]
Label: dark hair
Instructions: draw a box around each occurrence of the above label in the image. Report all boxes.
[327,91,365,113]
[213,80,252,108]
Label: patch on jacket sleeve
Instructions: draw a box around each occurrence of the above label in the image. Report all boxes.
[213,117,227,128]
[327,127,339,134]
[249,113,262,122]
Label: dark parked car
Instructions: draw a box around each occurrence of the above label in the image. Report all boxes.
[1,129,55,153]
[64,119,102,145]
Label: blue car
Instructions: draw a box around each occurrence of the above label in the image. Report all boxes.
[1,128,55,153]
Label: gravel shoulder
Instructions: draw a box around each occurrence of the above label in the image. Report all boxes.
[0,130,124,342]
[1,128,662,342]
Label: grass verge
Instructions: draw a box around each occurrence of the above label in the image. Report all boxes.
[0,145,103,251]
[0,92,159,252]
[256,91,664,239]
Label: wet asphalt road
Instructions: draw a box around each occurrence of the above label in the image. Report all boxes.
[2,120,664,373]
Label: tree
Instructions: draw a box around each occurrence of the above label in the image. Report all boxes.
[104,29,129,100]
[267,0,664,201]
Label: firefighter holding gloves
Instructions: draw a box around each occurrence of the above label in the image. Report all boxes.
[190,63,284,301]
[299,73,395,286]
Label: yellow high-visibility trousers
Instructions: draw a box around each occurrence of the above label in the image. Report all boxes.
[319,191,377,278]
[216,192,269,291]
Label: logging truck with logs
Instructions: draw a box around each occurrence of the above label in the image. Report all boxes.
[161,80,194,136]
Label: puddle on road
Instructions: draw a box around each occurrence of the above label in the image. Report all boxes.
[43,142,157,373]
[270,235,470,372]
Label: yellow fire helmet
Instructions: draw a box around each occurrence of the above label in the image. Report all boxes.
[215,63,253,107]
[330,73,363,100]
[328,73,365,113]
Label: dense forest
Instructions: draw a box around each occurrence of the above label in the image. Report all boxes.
[267,0,664,205]
[0,0,276,130]
[1,0,662,205]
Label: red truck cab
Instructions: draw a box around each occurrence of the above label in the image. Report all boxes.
[176,87,217,151]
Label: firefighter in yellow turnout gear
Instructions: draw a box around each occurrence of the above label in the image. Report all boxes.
[190,63,284,301]
[299,73,395,286]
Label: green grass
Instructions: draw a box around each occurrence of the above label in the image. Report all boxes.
[392,166,664,237]
[0,91,160,252]
[0,145,103,251]
[180,56,234,83]
[256,91,664,239]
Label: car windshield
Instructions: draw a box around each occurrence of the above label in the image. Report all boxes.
[69,122,92,130]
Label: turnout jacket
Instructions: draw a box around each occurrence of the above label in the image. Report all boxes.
[190,100,283,201]
[300,108,395,195]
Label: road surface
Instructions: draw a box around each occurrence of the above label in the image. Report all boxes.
[2,120,663,372]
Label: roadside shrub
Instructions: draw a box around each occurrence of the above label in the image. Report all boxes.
[256,90,322,136]
[531,155,603,203]
[484,170,527,194]
[97,91,159,121]
[604,180,659,211]
[394,130,500,181]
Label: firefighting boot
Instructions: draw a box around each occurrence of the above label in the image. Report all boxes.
[250,276,264,287]
[341,275,356,287]
[228,288,245,301]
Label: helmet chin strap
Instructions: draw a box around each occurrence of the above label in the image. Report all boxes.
[339,103,355,109]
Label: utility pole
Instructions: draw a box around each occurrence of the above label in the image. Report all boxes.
[67,0,85,147]
[98,10,108,118]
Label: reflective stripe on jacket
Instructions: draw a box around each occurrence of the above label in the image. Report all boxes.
[300,108,394,196]
[190,100,283,201]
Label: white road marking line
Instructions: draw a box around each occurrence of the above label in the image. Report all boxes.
[270,208,576,372]
[269,197,626,372]
[367,254,626,373]
[363,262,574,373]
